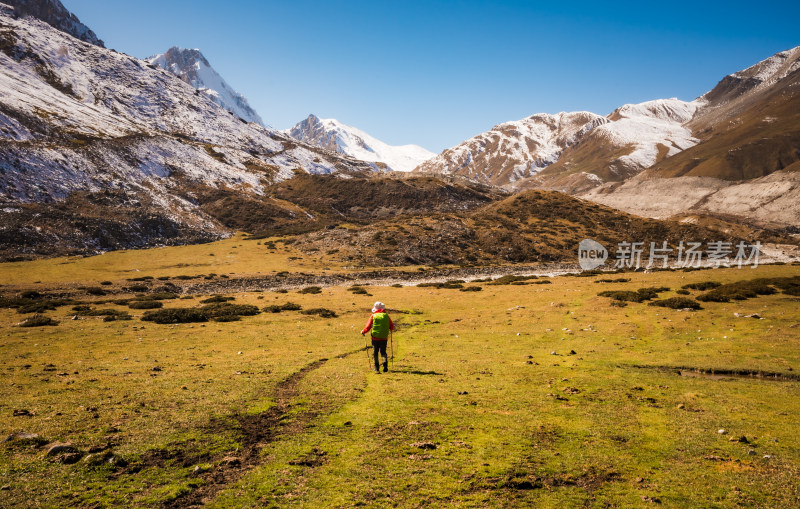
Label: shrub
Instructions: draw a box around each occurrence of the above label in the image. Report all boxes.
[127,285,149,292]
[348,286,371,295]
[676,289,690,295]
[488,275,539,286]
[648,297,702,310]
[202,303,260,321]
[459,286,483,292]
[697,280,777,302]
[610,301,628,308]
[17,301,58,314]
[263,302,302,313]
[200,296,235,304]
[19,314,58,327]
[100,281,113,286]
[298,286,322,294]
[417,282,463,289]
[300,308,338,318]
[598,286,669,303]
[682,281,721,291]
[128,276,154,281]
[595,278,632,283]
[141,308,209,324]
[146,292,180,300]
[128,300,163,310]
[20,290,42,299]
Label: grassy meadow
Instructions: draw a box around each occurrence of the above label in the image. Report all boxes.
[1,239,799,507]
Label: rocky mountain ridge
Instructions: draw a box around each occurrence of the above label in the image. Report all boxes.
[286,114,435,172]
[147,46,265,127]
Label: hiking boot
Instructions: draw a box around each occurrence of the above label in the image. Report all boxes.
[374,368,381,374]
[382,363,388,373]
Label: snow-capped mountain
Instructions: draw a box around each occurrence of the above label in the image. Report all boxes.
[4,0,103,46]
[418,45,800,196]
[0,5,378,256]
[286,114,435,172]
[414,111,608,186]
[147,47,265,127]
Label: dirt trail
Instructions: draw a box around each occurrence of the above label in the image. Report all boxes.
[158,347,364,508]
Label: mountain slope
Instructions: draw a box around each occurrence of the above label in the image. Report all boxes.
[294,189,744,267]
[0,7,381,259]
[419,45,800,198]
[286,114,435,172]
[147,47,265,127]
[4,0,103,46]
[414,111,608,187]
[581,46,800,227]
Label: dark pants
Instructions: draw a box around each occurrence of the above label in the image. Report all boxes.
[372,338,388,371]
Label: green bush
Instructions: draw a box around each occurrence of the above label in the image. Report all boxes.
[595,278,632,283]
[141,308,209,324]
[697,280,777,302]
[200,296,235,304]
[348,286,371,295]
[417,282,463,289]
[300,308,338,318]
[19,314,59,327]
[459,286,483,292]
[682,281,721,291]
[598,286,669,303]
[298,286,323,294]
[676,289,690,295]
[648,297,702,310]
[127,285,149,292]
[141,292,180,301]
[128,300,163,310]
[20,290,42,299]
[86,287,107,296]
[202,303,261,320]
[488,275,539,285]
[263,302,302,313]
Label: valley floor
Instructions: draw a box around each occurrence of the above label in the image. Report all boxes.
[1,244,799,507]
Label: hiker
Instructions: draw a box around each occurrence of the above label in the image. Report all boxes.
[361,301,395,373]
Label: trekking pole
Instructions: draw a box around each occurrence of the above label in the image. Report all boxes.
[390,330,394,368]
[364,333,371,371]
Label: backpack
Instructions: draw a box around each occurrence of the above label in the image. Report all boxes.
[371,312,390,339]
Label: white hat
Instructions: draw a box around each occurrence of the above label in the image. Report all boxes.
[372,301,385,313]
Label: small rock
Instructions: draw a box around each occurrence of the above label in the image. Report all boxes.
[763,455,772,459]
[238,351,243,355]
[718,429,727,435]
[12,409,32,417]
[569,350,577,355]
[343,421,352,426]
[677,403,686,409]
[748,450,756,455]
[46,442,77,456]
[635,477,644,483]
[1,485,9,491]
[457,391,468,395]
[181,386,188,390]
[151,366,162,372]
[550,351,557,355]
[193,465,210,475]
[82,452,111,466]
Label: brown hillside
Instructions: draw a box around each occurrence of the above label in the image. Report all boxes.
[294,190,742,267]
[649,68,800,180]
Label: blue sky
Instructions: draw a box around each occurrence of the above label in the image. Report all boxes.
[62,1,799,153]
